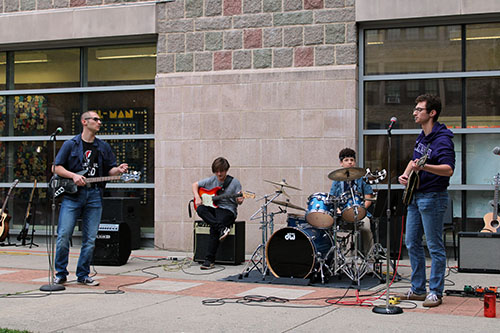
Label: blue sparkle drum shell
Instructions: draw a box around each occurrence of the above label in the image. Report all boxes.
[265,226,334,279]
[305,192,335,228]
[286,214,308,228]
[341,191,366,222]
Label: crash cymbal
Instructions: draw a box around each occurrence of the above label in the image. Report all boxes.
[264,179,301,191]
[328,167,365,181]
[271,200,306,211]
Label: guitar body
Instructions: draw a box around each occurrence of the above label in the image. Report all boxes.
[0,212,11,242]
[482,213,500,233]
[402,171,420,206]
[195,187,223,210]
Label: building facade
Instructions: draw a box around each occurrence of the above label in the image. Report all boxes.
[0,0,499,252]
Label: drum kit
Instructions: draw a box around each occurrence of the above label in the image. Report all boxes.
[239,167,387,287]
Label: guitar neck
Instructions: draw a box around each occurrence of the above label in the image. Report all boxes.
[213,192,241,201]
[84,175,122,184]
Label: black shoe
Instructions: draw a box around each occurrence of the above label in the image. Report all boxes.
[53,276,67,285]
[77,277,100,286]
[219,227,230,242]
[200,260,215,270]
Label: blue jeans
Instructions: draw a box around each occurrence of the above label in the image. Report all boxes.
[405,191,448,296]
[55,188,102,280]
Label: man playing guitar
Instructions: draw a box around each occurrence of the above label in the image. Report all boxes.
[192,157,244,270]
[398,94,455,307]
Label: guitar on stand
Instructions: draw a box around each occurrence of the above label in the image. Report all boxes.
[17,180,38,246]
[481,174,500,233]
[239,179,301,280]
[0,179,20,243]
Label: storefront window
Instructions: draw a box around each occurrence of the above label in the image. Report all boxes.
[88,44,156,86]
[365,26,462,75]
[465,133,500,185]
[0,52,5,90]
[364,79,462,130]
[466,23,500,71]
[14,49,80,89]
[466,77,500,128]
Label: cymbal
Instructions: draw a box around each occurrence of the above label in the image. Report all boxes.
[271,200,306,211]
[264,179,301,191]
[328,167,365,181]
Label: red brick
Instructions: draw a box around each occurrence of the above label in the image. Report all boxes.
[70,0,87,7]
[294,47,314,67]
[244,29,262,49]
[304,0,324,10]
[214,51,232,70]
[224,0,242,16]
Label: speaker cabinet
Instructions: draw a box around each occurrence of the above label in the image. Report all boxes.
[458,232,500,274]
[102,197,141,250]
[193,220,245,264]
[92,223,131,266]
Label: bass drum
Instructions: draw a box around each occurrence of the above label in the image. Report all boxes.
[265,226,333,279]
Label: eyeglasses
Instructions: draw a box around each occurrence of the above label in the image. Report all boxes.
[85,117,102,122]
[413,107,427,113]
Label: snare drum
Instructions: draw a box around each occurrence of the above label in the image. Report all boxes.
[341,191,366,222]
[266,226,334,279]
[306,192,335,228]
[286,214,308,228]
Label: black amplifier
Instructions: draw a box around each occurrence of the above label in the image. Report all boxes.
[92,223,131,266]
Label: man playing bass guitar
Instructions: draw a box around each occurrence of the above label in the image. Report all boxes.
[397,94,455,308]
[192,157,244,270]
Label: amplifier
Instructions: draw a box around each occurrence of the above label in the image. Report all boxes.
[92,223,131,266]
[458,232,500,274]
[193,220,245,265]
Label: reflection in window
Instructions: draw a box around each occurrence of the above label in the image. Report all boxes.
[465,134,500,185]
[466,77,500,128]
[365,25,461,75]
[88,44,156,86]
[14,49,80,89]
[364,79,462,130]
[0,52,5,89]
[466,23,500,71]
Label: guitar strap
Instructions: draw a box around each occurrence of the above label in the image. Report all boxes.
[221,175,234,193]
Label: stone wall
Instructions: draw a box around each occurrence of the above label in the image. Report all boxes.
[157,0,357,73]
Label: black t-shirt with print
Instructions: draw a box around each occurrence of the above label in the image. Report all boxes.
[82,141,99,178]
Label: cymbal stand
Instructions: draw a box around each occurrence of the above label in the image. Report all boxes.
[365,217,385,281]
[239,191,283,280]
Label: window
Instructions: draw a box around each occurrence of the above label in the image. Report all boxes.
[466,23,500,71]
[0,52,5,90]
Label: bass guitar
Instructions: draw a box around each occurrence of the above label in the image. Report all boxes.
[402,151,429,206]
[49,170,141,197]
[0,179,20,242]
[17,180,37,243]
[194,187,255,210]
[481,174,500,233]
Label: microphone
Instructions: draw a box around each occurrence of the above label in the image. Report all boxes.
[387,117,397,131]
[50,127,63,137]
[493,147,500,156]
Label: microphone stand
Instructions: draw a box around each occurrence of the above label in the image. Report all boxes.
[40,131,65,292]
[373,121,402,314]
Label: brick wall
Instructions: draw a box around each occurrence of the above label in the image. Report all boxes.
[157,0,357,73]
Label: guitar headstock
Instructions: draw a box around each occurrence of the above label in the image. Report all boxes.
[121,171,141,183]
[365,168,387,185]
[242,191,256,199]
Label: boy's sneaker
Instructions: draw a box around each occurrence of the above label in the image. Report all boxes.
[77,277,100,286]
[53,276,67,285]
[397,289,427,301]
[200,260,215,270]
[219,227,230,242]
[423,293,442,307]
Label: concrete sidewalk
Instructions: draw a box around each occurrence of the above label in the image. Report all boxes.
[0,246,498,332]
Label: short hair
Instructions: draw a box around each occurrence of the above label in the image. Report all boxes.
[81,110,97,122]
[212,157,230,173]
[415,94,442,122]
[339,148,356,162]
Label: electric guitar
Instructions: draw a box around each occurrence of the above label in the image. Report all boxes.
[17,180,37,243]
[402,151,429,206]
[194,187,255,210]
[0,179,20,242]
[481,174,500,233]
[49,170,141,197]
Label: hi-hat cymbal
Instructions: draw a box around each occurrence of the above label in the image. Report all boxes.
[264,179,301,191]
[271,200,306,211]
[328,167,365,181]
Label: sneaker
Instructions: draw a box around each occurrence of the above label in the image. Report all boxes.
[53,276,67,285]
[423,293,442,307]
[397,289,427,301]
[77,277,100,286]
[200,260,215,270]
[219,227,230,242]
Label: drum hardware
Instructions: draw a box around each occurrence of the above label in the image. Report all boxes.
[271,200,306,211]
[328,167,366,181]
